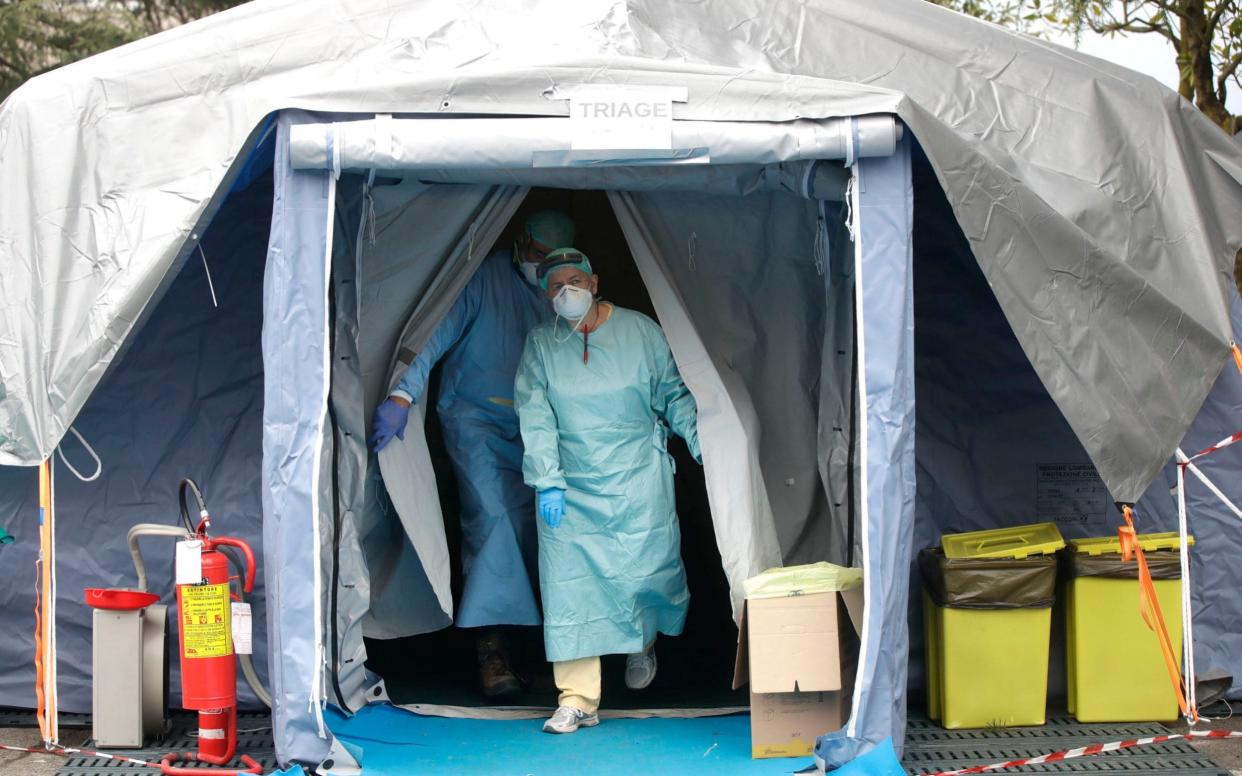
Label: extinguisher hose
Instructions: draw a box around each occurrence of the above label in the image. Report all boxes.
[127,524,193,592]
[178,479,210,534]
[237,652,271,709]
[218,545,272,709]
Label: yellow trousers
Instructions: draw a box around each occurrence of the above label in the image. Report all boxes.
[553,656,601,713]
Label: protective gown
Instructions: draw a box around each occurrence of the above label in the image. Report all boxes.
[515,306,701,662]
[393,249,551,628]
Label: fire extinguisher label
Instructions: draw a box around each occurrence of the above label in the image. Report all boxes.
[231,602,252,655]
[175,540,203,585]
[181,583,232,658]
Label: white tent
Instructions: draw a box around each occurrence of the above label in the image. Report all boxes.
[1,0,1240,771]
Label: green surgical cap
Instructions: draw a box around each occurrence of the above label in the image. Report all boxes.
[537,248,593,290]
[525,210,576,251]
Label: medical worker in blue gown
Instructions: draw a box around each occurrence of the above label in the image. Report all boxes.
[514,248,702,734]
[368,211,576,698]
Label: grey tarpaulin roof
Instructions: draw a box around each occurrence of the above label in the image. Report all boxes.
[0,0,1239,496]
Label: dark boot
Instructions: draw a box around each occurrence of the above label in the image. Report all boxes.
[477,633,521,699]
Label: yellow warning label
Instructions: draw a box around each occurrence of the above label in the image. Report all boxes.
[181,583,231,659]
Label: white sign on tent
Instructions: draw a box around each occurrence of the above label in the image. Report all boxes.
[569,87,678,151]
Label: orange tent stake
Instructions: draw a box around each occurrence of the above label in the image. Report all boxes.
[35,459,58,745]
[34,463,46,743]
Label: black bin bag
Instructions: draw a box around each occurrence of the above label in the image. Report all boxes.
[919,547,1057,609]
[1062,548,1183,581]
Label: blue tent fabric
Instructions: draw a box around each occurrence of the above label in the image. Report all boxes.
[229,115,277,196]
[261,111,336,767]
[816,142,917,768]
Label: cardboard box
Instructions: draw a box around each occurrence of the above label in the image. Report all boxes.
[733,586,864,759]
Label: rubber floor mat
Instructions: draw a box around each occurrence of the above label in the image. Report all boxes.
[50,711,276,776]
[903,713,1229,776]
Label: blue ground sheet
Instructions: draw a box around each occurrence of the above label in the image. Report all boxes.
[320,703,816,774]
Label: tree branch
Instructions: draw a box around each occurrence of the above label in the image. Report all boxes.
[1140,0,1189,21]
[1161,16,1182,46]
[1219,48,1242,101]
[1208,0,1234,32]
[1083,1,1180,43]
[0,52,26,79]
[1097,17,1162,31]
[1089,16,1173,37]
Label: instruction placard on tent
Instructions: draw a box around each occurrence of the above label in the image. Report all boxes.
[569,87,680,151]
[1036,463,1110,526]
[180,583,231,658]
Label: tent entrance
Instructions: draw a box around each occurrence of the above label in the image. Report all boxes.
[265,108,915,767]
[330,166,860,655]
[359,187,746,712]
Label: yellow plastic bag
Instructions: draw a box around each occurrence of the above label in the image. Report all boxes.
[743,561,863,600]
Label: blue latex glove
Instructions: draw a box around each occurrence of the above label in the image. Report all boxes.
[537,488,566,528]
[368,398,411,452]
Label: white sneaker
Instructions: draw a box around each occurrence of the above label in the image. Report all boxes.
[624,645,657,690]
[542,705,600,734]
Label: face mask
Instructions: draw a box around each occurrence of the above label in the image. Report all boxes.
[520,261,539,286]
[553,285,593,320]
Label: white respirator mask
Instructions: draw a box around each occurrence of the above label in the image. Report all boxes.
[553,285,593,321]
[520,261,540,286]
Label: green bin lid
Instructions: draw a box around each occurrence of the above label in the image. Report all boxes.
[1070,531,1194,556]
[941,522,1066,559]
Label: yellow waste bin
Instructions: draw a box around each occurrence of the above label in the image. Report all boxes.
[1065,532,1193,723]
[922,522,1065,729]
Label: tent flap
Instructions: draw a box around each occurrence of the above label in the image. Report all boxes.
[370,184,529,636]
[261,110,335,767]
[325,177,378,712]
[610,191,784,620]
[607,183,852,568]
[817,141,917,768]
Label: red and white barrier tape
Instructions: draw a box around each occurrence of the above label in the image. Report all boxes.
[1184,430,1242,463]
[926,729,1242,776]
[7,728,1242,774]
[0,741,160,768]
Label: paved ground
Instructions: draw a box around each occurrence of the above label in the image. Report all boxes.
[0,727,90,775]
[1172,703,1242,775]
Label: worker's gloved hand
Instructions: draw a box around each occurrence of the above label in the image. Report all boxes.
[369,397,412,452]
[537,488,566,528]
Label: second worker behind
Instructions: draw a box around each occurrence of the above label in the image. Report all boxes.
[369,210,577,699]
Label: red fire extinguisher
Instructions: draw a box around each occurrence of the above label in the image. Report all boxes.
[160,480,261,776]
